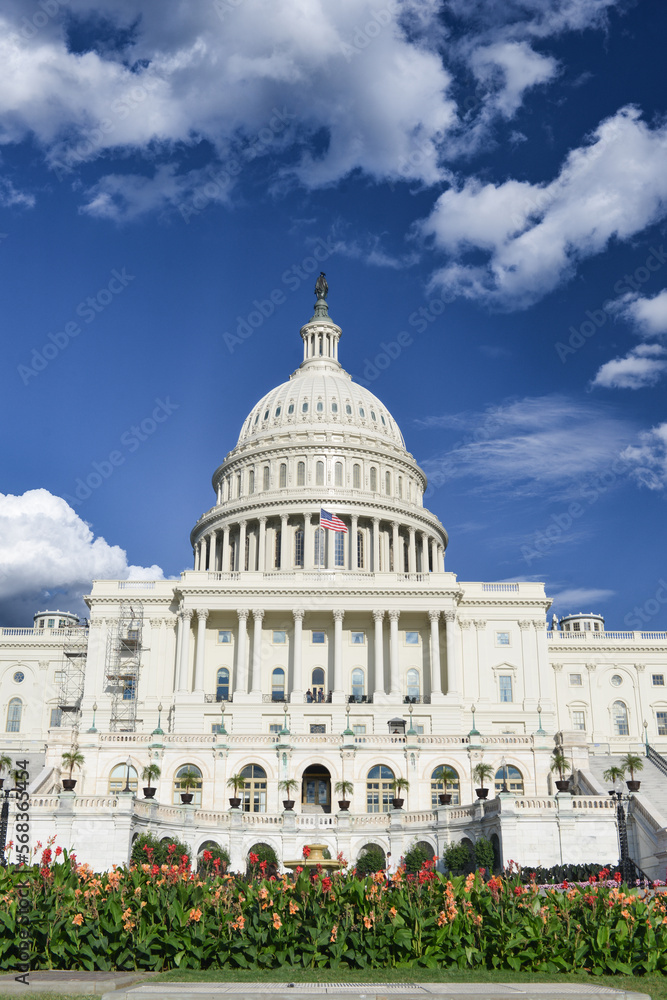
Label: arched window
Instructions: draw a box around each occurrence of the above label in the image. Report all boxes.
[272,667,285,701]
[385,471,391,494]
[316,461,325,486]
[357,530,364,569]
[263,466,270,491]
[108,763,138,794]
[316,400,323,413]
[430,766,460,807]
[366,764,394,813]
[216,667,230,702]
[353,464,361,489]
[297,461,305,486]
[312,667,325,699]
[494,765,524,795]
[6,698,21,733]
[335,461,343,487]
[279,463,287,488]
[240,764,266,813]
[613,701,629,736]
[397,476,403,498]
[351,668,364,701]
[294,528,304,568]
[335,532,345,567]
[173,764,203,806]
[370,467,377,492]
[288,402,295,415]
[332,400,338,413]
[248,470,255,494]
[406,669,420,701]
[302,400,309,413]
[237,473,242,497]
[345,403,352,415]
[314,527,325,568]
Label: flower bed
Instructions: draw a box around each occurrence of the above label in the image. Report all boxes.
[1,846,667,974]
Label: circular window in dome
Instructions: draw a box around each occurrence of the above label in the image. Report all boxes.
[316,401,323,413]
[13,671,24,684]
[288,403,294,415]
[331,401,338,413]
[371,410,377,421]
[611,674,623,686]
[302,401,309,413]
[359,406,365,418]
[345,403,352,415]
[275,406,281,417]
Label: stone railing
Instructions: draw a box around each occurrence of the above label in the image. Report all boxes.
[549,631,667,642]
[571,797,616,811]
[0,628,88,639]
[297,815,335,828]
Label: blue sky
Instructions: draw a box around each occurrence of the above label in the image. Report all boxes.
[1,0,666,627]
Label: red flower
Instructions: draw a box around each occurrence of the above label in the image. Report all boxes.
[181,854,189,865]
[203,850,213,862]
[614,871,623,883]
[41,848,52,866]
[561,880,568,889]
[55,846,63,857]
[322,876,333,893]
[249,852,259,864]
[302,846,311,858]
[167,844,176,855]
[295,866,303,874]
[259,860,268,873]
[213,857,221,870]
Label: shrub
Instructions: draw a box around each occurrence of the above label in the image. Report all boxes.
[403,842,432,875]
[443,839,474,875]
[197,845,230,875]
[131,832,191,868]
[474,837,495,872]
[355,845,386,876]
[520,862,619,884]
[246,842,279,878]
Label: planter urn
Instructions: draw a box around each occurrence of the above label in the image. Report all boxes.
[475,788,489,799]
[338,799,350,811]
[180,792,194,804]
[62,778,77,791]
[283,799,295,811]
[143,787,156,799]
[438,793,452,805]
[229,797,241,809]
[626,780,641,792]
[555,779,570,792]
[391,797,404,809]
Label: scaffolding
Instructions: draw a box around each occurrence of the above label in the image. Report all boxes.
[105,602,144,732]
[57,625,90,726]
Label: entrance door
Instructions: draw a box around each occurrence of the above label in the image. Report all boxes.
[301,764,331,813]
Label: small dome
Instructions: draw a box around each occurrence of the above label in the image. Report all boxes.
[237,369,405,449]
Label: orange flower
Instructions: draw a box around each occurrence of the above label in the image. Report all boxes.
[389,907,397,918]
[272,912,282,929]
[72,913,83,926]
[237,914,245,929]
[363,915,373,929]
[330,924,338,942]
[289,900,300,915]
[189,908,202,922]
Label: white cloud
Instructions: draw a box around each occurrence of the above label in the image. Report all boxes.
[419,395,636,498]
[79,163,234,222]
[591,343,667,390]
[549,587,615,610]
[0,176,34,208]
[420,107,667,309]
[0,489,164,624]
[620,424,667,491]
[618,289,667,337]
[469,41,558,118]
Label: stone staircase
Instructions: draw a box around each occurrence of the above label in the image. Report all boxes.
[585,753,667,817]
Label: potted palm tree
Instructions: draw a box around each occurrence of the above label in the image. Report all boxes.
[391,776,410,809]
[433,765,457,805]
[279,778,299,811]
[550,750,572,792]
[177,768,200,804]
[227,772,246,808]
[141,763,161,799]
[0,754,12,790]
[603,764,625,794]
[61,748,85,791]
[334,779,354,811]
[621,753,644,792]
[473,762,494,799]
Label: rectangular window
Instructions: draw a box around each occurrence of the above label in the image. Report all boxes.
[351,631,365,644]
[273,630,286,644]
[218,630,232,643]
[573,621,580,631]
[123,678,136,700]
[54,670,65,685]
[269,723,282,734]
[310,724,326,734]
[499,675,513,702]
[657,712,667,736]
[572,711,586,730]
[405,631,419,644]
[569,673,582,686]
[58,619,68,628]
[312,631,325,644]
[211,723,224,734]
[415,724,425,735]
[652,674,665,686]
[335,531,345,567]
[496,631,510,646]
[48,619,55,628]
[50,708,62,728]
[353,724,366,735]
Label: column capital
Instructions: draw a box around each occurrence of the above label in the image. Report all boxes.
[372,609,385,622]
[281,512,289,521]
[443,610,457,623]
[389,609,400,623]
[408,525,416,535]
[181,608,194,622]
[473,619,486,629]
[252,609,265,623]
[518,619,532,630]
[428,609,440,623]
[293,609,305,623]
[372,516,380,525]
[333,609,345,623]
[533,620,547,631]
[459,618,472,629]
[585,662,597,672]
[635,663,646,672]
[237,608,250,623]
[552,662,563,672]
[196,608,209,622]
[259,515,268,525]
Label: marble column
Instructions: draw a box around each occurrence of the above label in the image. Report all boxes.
[221,525,230,572]
[421,534,429,575]
[443,611,461,698]
[373,610,385,698]
[280,514,288,570]
[234,609,249,695]
[392,522,399,573]
[389,610,400,697]
[210,532,219,572]
[408,527,416,574]
[372,518,380,573]
[193,608,209,693]
[177,609,193,692]
[258,516,267,572]
[291,609,305,700]
[174,612,184,690]
[251,609,264,694]
[350,515,359,569]
[304,514,314,570]
[333,609,344,698]
[238,520,247,572]
[428,609,442,697]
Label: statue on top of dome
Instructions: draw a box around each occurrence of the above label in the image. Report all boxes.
[314,272,328,300]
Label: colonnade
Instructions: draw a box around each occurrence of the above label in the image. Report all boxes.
[174,607,462,701]
[193,514,445,574]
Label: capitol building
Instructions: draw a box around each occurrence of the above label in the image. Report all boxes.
[2,282,667,876]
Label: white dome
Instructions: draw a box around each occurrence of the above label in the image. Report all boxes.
[237,368,405,449]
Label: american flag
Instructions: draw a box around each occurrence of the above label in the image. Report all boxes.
[320,508,347,532]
